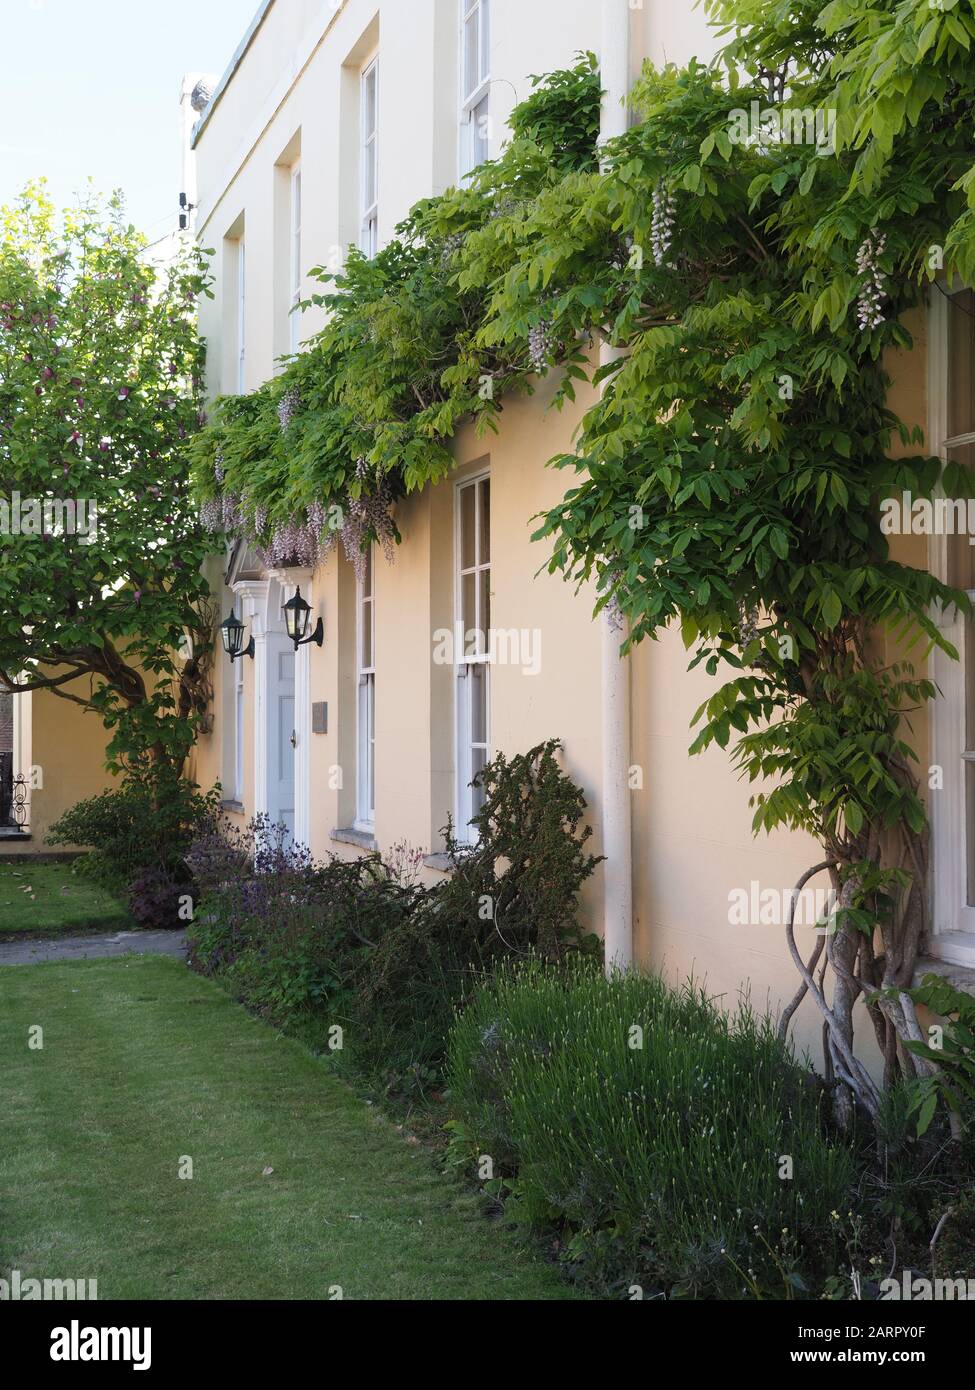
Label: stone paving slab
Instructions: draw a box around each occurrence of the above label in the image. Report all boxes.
[0,929,188,967]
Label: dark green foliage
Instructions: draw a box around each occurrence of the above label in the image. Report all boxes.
[462,738,602,960]
[508,52,603,175]
[47,779,220,893]
[187,818,414,1020]
[347,740,601,1081]
[898,975,975,1136]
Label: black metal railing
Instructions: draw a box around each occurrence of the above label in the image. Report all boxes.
[0,752,28,830]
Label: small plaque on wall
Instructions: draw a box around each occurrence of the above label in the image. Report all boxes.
[312,701,328,735]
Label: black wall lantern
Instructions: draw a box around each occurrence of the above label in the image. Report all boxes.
[283,587,324,650]
[219,608,254,662]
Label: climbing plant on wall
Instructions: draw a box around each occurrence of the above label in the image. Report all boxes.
[529,0,975,1126]
[188,53,602,570]
[191,4,975,1127]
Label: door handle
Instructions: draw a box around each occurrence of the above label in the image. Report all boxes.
[290,730,297,750]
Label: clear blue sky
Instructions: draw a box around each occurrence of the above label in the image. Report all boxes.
[0,0,258,240]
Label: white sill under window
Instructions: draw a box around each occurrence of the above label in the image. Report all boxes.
[928,930,975,969]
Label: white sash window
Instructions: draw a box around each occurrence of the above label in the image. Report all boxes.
[360,58,379,257]
[455,474,490,839]
[459,0,490,179]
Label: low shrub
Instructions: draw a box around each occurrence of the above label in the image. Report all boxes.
[189,741,601,1090]
[336,739,601,1084]
[446,956,858,1299]
[187,816,414,1022]
[48,776,221,894]
[127,867,186,930]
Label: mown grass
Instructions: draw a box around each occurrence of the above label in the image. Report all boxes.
[0,861,132,938]
[0,954,579,1300]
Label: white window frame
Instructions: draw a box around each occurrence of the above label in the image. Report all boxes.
[360,56,379,258]
[928,280,975,967]
[289,163,302,354]
[454,472,491,842]
[236,239,246,393]
[356,546,376,829]
[459,0,491,180]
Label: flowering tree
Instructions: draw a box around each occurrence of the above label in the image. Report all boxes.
[0,186,213,782]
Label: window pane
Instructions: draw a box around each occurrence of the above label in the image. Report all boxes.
[464,11,479,99]
[359,673,375,824]
[235,687,243,797]
[946,442,975,590]
[367,677,375,815]
[461,483,476,568]
[471,662,487,742]
[471,743,488,818]
[472,94,490,166]
[364,144,376,211]
[361,598,373,670]
[966,614,975,751]
[462,573,477,655]
[481,0,490,80]
[478,477,490,562]
[363,543,373,600]
[478,566,491,645]
[949,289,975,439]
[364,65,377,137]
[292,176,301,299]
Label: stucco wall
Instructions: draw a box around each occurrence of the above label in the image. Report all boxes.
[0,682,118,857]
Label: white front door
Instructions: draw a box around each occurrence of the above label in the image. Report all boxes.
[268,631,295,838]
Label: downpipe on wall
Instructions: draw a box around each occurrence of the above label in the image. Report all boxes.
[599,0,634,974]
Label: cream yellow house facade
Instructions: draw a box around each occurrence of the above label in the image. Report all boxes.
[0,680,118,858]
[188,0,975,1068]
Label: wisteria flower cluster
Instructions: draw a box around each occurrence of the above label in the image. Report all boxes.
[340,458,398,582]
[737,603,761,651]
[527,317,555,372]
[200,459,398,579]
[277,386,302,431]
[650,179,677,267]
[855,230,888,331]
[259,515,334,570]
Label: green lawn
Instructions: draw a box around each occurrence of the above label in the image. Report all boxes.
[0,955,578,1300]
[0,861,132,937]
